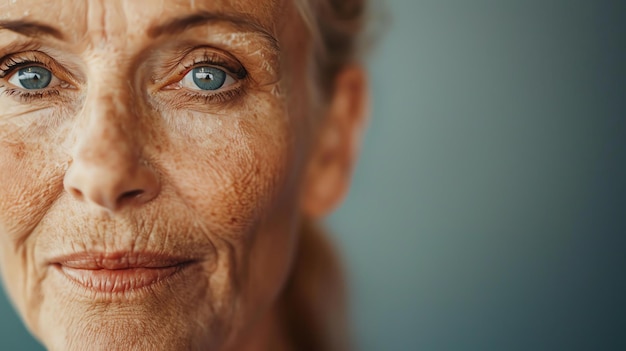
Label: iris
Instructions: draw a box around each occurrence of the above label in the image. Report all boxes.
[16,66,52,90]
[191,67,227,91]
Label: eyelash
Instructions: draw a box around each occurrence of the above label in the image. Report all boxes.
[0,55,49,76]
[178,86,244,106]
[177,51,247,80]
[0,85,61,102]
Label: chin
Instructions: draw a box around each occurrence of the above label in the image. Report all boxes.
[32,259,219,351]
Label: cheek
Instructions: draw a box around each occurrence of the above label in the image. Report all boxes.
[0,112,69,241]
[152,94,303,325]
[0,123,67,326]
[0,146,36,275]
[155,96,298,238]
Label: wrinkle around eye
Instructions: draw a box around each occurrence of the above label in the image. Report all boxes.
[0,103,51,121]
[0,102,65,132]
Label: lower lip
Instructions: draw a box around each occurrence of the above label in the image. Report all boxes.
[57,265,187,294]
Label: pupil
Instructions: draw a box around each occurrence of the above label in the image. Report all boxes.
[18,67,52,90]
[192,67,226,91]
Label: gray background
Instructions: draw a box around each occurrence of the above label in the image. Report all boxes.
[1,0,625,350]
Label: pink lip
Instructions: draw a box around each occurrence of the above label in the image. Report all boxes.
[51,252,194,293]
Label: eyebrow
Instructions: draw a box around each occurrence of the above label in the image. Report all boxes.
[0,20,65,40]
[147,11,280,52]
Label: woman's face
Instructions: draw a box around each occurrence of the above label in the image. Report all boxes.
[0,0,361,350]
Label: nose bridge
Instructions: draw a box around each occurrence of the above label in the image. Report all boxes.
[64,69,160,212]
[79,85,137,167]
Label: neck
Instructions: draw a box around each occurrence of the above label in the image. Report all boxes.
[235,302,292,351]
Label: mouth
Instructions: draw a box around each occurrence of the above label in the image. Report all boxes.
[50,252,196,294]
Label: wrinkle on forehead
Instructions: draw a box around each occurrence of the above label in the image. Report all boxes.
[0,1,28,20]
[84,0,127,46]
[0,0,290,45]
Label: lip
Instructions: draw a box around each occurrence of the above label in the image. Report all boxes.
[50,252,196,294]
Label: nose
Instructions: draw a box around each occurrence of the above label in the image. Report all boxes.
[64,95,160,212]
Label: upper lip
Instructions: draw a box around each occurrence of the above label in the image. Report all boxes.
[50,252,195,270]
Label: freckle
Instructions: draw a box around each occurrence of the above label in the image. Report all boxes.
[14,149,25,159]
[9,142,27,160]
[230,217,237,224]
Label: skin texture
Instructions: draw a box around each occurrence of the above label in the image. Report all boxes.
[0,0,368,350]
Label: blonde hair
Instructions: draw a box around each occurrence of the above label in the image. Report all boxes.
[294,0,368,95]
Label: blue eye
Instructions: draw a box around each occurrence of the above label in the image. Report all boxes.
[8,66,53,90]
[181,66,235,91]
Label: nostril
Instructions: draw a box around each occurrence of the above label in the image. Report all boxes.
[120,189,144,200]
[69,188,83,200]
[109,189,145,210]
[114,189,146,209]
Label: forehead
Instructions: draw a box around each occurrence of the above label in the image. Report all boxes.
[0,0,285,43]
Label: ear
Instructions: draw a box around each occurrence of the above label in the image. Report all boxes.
[300,65,369,219]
